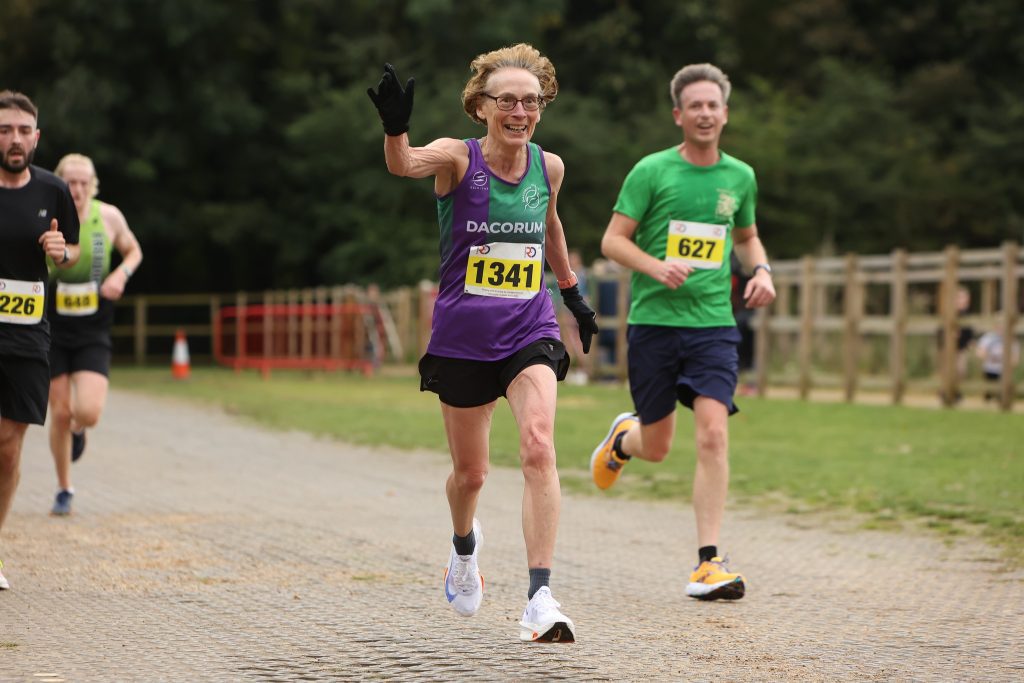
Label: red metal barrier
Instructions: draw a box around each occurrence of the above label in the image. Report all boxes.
[213,302,376,376]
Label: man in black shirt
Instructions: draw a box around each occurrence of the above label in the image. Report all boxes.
[0,90,80,590]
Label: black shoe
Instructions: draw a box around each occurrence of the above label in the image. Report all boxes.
[71,430,87,462]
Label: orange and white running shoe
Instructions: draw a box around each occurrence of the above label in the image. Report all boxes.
[519,587,575,643]
[590,412,638,490]
[686,556,745,601]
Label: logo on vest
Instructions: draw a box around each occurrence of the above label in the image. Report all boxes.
[471,170,488,189]
[522,184,541,209]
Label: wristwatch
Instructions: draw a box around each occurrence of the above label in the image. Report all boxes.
[752,263,772,276]
[59,247,70,265]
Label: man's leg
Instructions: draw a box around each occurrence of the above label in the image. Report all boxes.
[69,370,109,431]
[621,411,676,463]
[48,375,73,492]
[691,396,730,548]
[0,418,29,531]
[684,395,744,601]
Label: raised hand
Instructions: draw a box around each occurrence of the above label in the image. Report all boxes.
[367,63,415,136]
[560,284,599,354]
[38,218,67,263]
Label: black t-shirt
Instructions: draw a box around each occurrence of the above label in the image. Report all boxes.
[0,166,80,359]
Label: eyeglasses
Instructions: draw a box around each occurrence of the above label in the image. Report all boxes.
[482,94,545,111]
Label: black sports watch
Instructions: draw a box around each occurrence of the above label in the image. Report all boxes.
[752,263,772,276]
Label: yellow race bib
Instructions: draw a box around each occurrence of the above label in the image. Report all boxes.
[665,220,726,270]
[55,281,100,316]
[465,242,543,300]
[0,278,45,325]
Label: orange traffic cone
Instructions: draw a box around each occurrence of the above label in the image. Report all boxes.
[172,328,191,379]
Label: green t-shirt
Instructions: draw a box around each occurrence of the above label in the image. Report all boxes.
[613,147,757,327]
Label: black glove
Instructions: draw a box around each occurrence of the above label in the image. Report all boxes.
[560,284,599,354]
[367,63,415,136]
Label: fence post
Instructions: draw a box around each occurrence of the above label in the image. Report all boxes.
[889,249,908,404]
[287,289,299,359]
[798,255,815,399]
[235,291,247,371]
[999,241,1020,411]
[133,296,147,366]
[938,246,960,406]
[842,253,861,402]
[330,285,343,359]
[394,287,413,363]
[775,279,792,363]
[263,290,273,367]
[300,288,313,359]
[210,294,221,366]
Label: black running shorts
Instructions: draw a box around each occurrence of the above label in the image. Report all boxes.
[419,337,569,408]
[49,342,112,379]
[0,354,50,425]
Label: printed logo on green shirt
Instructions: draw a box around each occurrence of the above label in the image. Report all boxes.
[715,189,738,221]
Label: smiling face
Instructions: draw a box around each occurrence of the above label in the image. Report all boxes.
[0,107,39,175]
[476,67,543,146]
[672,80,728,149]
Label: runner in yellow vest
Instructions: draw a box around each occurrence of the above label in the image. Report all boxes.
[47,154,142,516]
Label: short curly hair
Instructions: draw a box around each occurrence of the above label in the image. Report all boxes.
[461,43,558,125]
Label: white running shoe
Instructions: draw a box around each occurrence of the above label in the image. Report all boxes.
[0,559,9,590]
[443,518,483,617]
[519,586,575,643]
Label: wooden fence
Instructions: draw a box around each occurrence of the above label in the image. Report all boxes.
[749,241,1021,411]
[111,243,1022,410]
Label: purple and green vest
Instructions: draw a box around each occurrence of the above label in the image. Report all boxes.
[428,138,560,360]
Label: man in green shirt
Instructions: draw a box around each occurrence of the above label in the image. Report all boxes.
[591,63,775,601]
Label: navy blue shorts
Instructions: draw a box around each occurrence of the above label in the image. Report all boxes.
[627,325,741,424]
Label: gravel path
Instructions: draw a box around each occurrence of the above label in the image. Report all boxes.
[1,389,1021,682]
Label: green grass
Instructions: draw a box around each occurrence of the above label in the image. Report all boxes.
[114,366,1024,562]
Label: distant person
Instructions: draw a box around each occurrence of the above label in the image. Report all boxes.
[47,153,143,516]
[591,63,775,601]
[937,285,974,403]
[976,322,1020,401]
[368,44,596,642]
[0,90,80,590]
[730,252,756,394]
[589,258,620,369]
